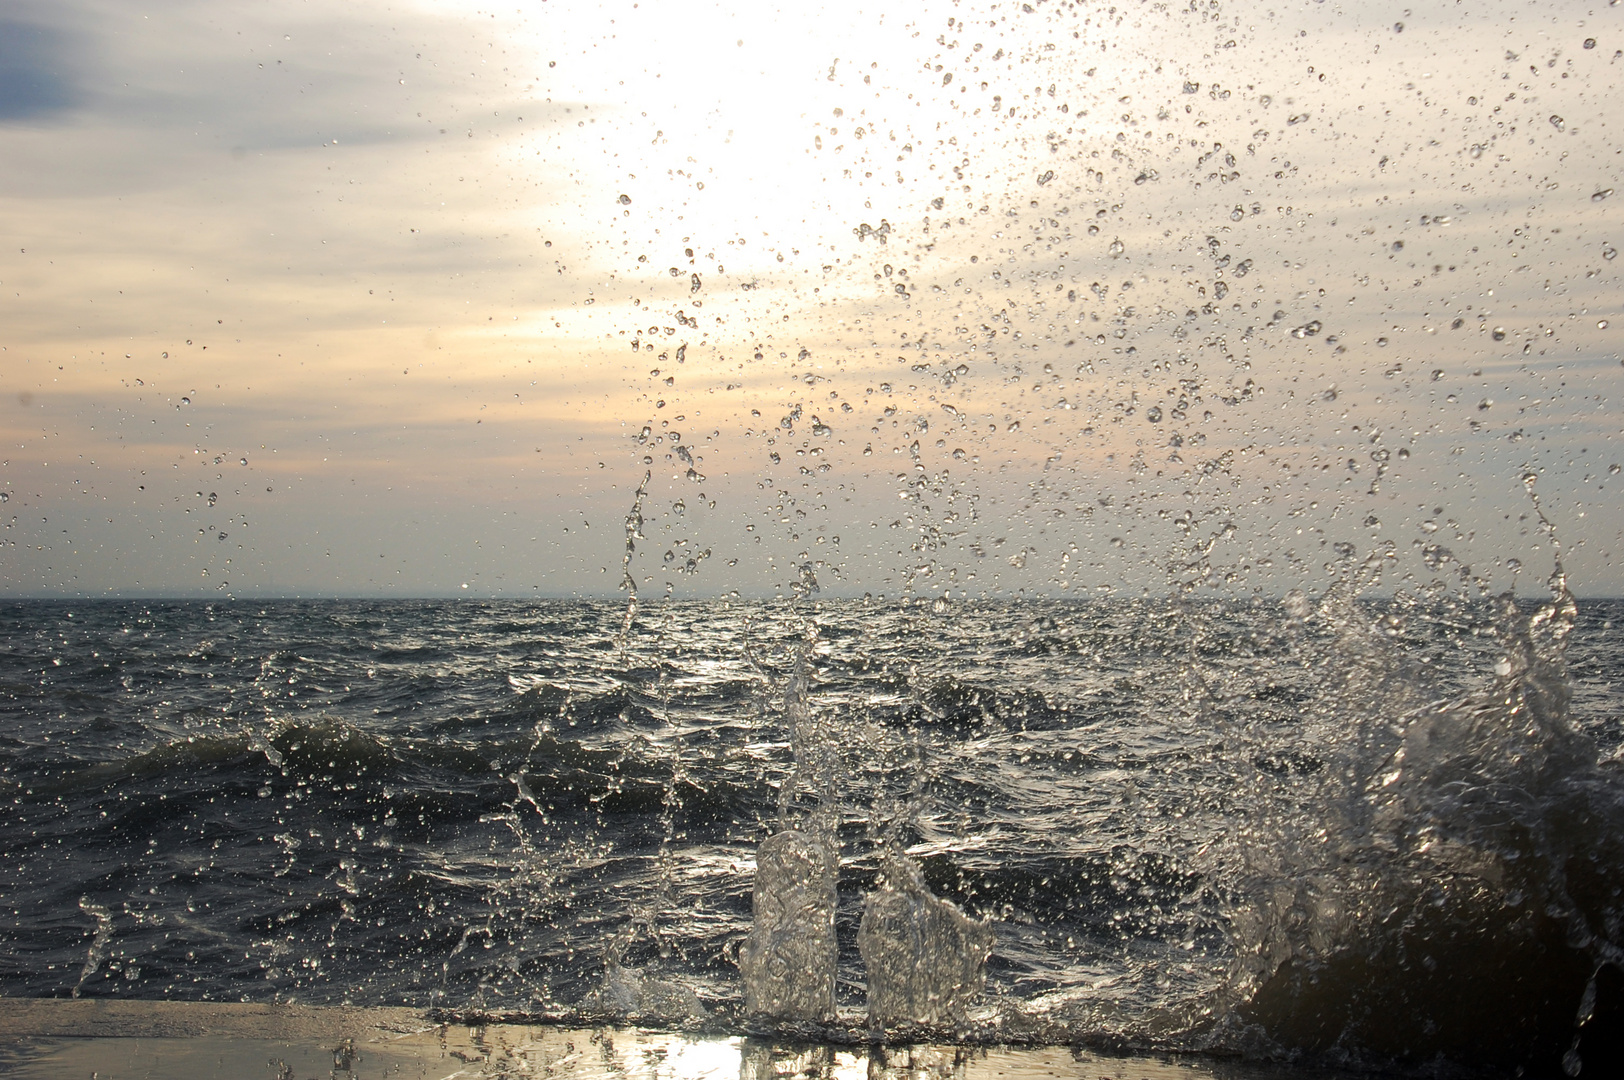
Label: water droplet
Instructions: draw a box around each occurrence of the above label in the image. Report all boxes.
[1146,405,1163,422]
[1430,369,1444,381]
[1492,327,1507,341]
[1609,463,1621,475]
[1550,115,1566,131]
[1230,206,1244,221]
[239,457,248,466]
[1470,143,1485,158]
[1107,239,1125,258]
[1393,21,1404,31]
[617,194,632,204]
[1585,37,1598,49]
[1593,188,1614,201]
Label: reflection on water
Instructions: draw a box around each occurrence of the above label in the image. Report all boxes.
[0,1001,1314,1080]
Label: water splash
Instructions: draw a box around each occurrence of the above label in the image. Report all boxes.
[777,622,839,830]
[584,957,707,1021]
[739,830,839,1022]
[73,898,114,999]
[859,854,993,1028]
[616,470,652,654]
[1214,559,1624,1072]
[742,622,842,1021]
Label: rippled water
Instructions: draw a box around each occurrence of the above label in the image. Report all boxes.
[2,583,1621,1075]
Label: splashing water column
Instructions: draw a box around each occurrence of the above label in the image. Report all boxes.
[859,855,994,1028]
[739,830,840,1022]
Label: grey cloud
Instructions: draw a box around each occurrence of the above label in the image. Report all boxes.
[0,20,80,121]
[0,0,571,196]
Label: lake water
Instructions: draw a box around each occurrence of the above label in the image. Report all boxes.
[2,581,1621,1076]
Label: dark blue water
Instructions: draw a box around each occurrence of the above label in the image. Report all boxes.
[1,591,1621,1075]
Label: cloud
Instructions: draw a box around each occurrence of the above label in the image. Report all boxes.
[0,0,570,200]
[0,19,80,122]
[2,0,1622,598]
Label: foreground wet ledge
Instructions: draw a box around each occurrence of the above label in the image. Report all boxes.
[0,999,1324,1080]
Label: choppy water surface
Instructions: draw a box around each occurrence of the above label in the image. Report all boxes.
[2,583,1621,1076]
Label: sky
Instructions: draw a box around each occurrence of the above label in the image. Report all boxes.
[1,0,1620,600]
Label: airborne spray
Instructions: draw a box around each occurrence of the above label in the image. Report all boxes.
[615,468,651,656]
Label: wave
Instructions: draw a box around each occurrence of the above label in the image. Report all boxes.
[1214,574,1624,1075]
